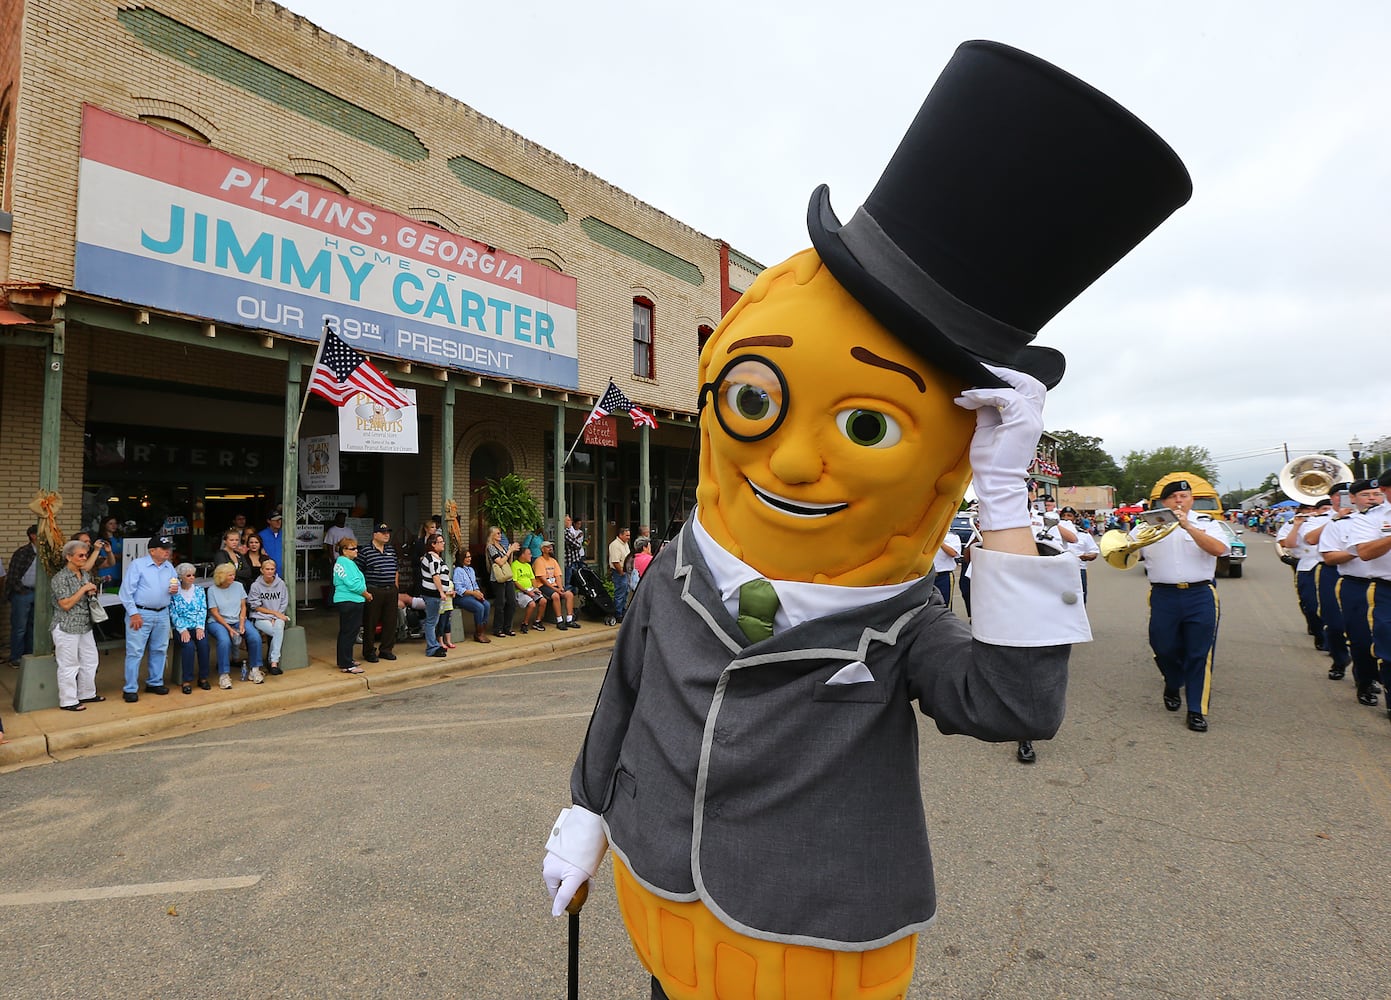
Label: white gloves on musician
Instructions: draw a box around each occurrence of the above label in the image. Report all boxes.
[954,365,1047,532]
[543,804,607,916]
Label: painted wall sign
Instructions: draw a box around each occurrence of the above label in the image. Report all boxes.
[73,106,580,389]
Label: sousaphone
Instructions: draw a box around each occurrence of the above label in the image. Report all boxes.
[1278,455,1353,506]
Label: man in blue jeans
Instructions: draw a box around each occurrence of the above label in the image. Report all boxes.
[5,525,39,665]
[608,526,632,621]
[118,534,179,702]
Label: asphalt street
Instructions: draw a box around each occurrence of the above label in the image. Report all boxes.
[3,529,1390,999]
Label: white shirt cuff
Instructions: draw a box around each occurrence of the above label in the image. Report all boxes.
[545,805,609,877]
[968,547,1092,647]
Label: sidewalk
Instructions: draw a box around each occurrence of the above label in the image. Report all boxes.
[0,606,615,771]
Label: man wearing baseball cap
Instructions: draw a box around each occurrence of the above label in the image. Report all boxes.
[357,523,400,662]
[117,535,180,701]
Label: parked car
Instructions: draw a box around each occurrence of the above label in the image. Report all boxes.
[949,515,975,557]
[1210,519,1247,578]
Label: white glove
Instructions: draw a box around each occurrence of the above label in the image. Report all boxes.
[543,805,608,917]
[954,365,1047,532]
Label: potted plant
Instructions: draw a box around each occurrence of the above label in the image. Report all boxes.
[474,473,544,541]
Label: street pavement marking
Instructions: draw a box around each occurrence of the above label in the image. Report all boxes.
[115,711,596,754]
[0,875,262,907]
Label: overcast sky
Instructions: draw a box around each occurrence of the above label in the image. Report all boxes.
[282,0,1390,496]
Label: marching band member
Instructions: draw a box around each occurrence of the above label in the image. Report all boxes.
[932,529,962,608]
[1059,505,1099,602]
[1277,502,1325,650]
[1349,476,1391,717]
[1327,479,1389,707]
[1307,486,1355,680]
[1134,479,1230,732]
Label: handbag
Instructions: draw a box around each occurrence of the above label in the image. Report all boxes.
[88,595,110,624]
[490,559,513,583]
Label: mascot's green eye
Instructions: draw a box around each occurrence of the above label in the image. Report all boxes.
[728,383,773,421]
[836,409,901,448]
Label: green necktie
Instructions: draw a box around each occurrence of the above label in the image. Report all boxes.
[737,578,780,644]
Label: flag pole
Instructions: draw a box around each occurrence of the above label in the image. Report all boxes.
[293,319,332,442]
[562,378,615,465]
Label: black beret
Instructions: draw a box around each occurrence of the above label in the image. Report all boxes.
[1158,479,1192,501]
[1314,498,1332,509]
[1350,478,1377,494]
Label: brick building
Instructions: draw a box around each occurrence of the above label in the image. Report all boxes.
[0,0,764,674]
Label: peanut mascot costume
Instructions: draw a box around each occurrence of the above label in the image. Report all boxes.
[545,40,1191,1000]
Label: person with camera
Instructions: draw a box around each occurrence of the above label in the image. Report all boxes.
[51,538,103,710]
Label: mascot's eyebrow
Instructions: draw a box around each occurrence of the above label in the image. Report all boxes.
[850,347,926,393]
[728,335,793,351]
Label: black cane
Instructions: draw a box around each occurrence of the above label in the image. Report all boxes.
[566,881,589,1000]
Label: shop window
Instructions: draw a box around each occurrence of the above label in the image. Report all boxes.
[633,297,655,379]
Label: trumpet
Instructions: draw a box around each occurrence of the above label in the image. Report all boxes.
[1099,511,1182,570]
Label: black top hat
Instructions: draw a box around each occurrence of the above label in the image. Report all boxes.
[808,40,1192,389]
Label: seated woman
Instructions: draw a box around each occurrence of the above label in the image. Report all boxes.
[247,557,289,680]
[451,549,491,644]
[205,562,262,687]
[171,562,210,694]
[238,530,266,592]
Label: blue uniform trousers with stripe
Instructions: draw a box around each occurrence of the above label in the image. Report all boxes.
[1295,569,1322,640]
[1149,582,1219,715]
[1315,564,1351,670]
[1335,575,1377,692]
[933,571,953,608]
[1370,581,1391,690]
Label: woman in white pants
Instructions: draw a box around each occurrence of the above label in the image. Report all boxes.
[51,539,103,710]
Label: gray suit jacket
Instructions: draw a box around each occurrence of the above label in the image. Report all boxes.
[572,522,1069,949]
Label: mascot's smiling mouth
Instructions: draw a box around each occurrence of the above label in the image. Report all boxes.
[747,479,850,518]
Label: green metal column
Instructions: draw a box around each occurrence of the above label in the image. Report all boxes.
[639,425,651,538]
[554,404,566,579]
[33,315,66,656]
[282,344,301,623]
[441,377,455,567]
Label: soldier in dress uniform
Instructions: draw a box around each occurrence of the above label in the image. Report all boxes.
[1134,478,1231,732]
[1059,505,1099,601]
[1350,476,1391,718]
[932,529,962,608]
[1324,479,1390,707]
[1306,486,1355,680]
[1277,501,1325,650]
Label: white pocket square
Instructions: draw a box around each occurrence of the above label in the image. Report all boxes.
[825,661,874,686]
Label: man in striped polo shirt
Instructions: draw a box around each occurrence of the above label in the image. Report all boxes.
[356,522,400,663]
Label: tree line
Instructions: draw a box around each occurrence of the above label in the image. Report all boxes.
[1049,430,1219,505]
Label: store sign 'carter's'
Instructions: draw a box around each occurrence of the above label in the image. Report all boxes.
[73,106,580,389]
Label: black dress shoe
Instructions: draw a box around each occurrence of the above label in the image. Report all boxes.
[381,652,396,661]
[267,665,284,675]
[363,655,379,663]
[198,680,211,691]
[145,684,170,695]
[181,684,193,694]
[1163,688,1181,712]
[1314,638,1327,651]
[1329,666,1346,680]
[1187,712,1208,732]
[1357,689,1379,707]
[123,692,139,703]
[430,648,447,657]
[1016,741,1036,764]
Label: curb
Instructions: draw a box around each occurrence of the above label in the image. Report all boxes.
[0,629,615,770]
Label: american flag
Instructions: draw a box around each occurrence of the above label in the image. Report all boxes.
[309,328,412,409]
[586,380,659,430]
